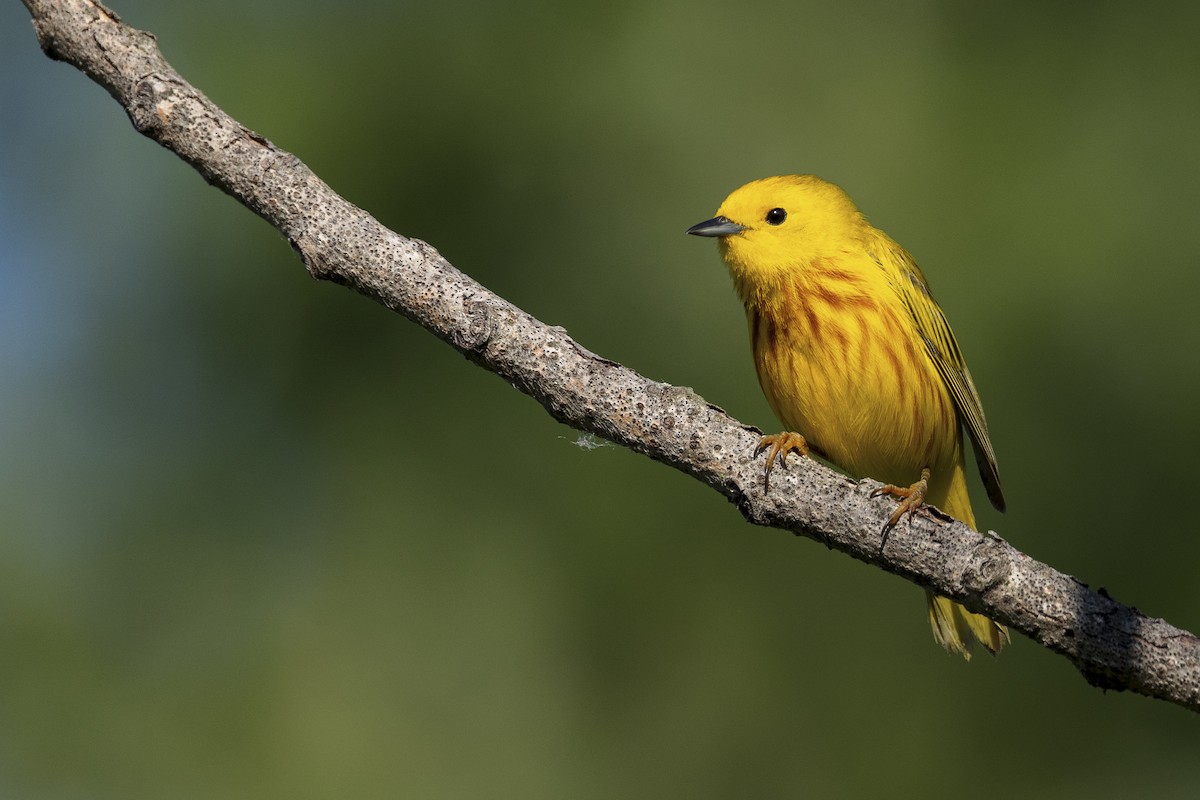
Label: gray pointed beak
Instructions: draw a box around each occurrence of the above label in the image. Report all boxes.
[686,215,746,237]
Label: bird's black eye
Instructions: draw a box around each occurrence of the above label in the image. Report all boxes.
[765,208,787,225]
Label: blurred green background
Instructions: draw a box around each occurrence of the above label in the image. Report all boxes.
[4,1,1200,797]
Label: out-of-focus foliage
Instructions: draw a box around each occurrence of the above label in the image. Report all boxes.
[3,2,1200,797]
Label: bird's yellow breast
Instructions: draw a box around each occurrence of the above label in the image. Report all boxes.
[743,251,961,496]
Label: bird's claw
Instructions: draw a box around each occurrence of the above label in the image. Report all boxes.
[755,432,809,492]
[872,467,931,546]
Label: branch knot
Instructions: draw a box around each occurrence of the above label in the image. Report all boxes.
[453,295,496,352]
[966,538,1012,592]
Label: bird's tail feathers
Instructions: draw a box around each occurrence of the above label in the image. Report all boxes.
[926,591,1008,660]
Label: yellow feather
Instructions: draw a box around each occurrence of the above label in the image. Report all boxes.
[689,175,1007,658]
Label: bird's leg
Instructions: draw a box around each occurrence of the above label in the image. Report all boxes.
[754,432,809,492]
[871,466,931,541]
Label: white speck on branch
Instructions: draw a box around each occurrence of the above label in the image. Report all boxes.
[19,0,1200,712]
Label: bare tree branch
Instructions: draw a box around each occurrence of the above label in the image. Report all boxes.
[20,0,1200,712]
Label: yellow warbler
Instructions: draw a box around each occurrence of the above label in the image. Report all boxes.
[688,175,1007,658]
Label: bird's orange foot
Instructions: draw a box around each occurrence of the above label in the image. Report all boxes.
[871,466,931,541]
[754,432,809,492]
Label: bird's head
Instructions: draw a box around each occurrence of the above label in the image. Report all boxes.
[687,175,868,294]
